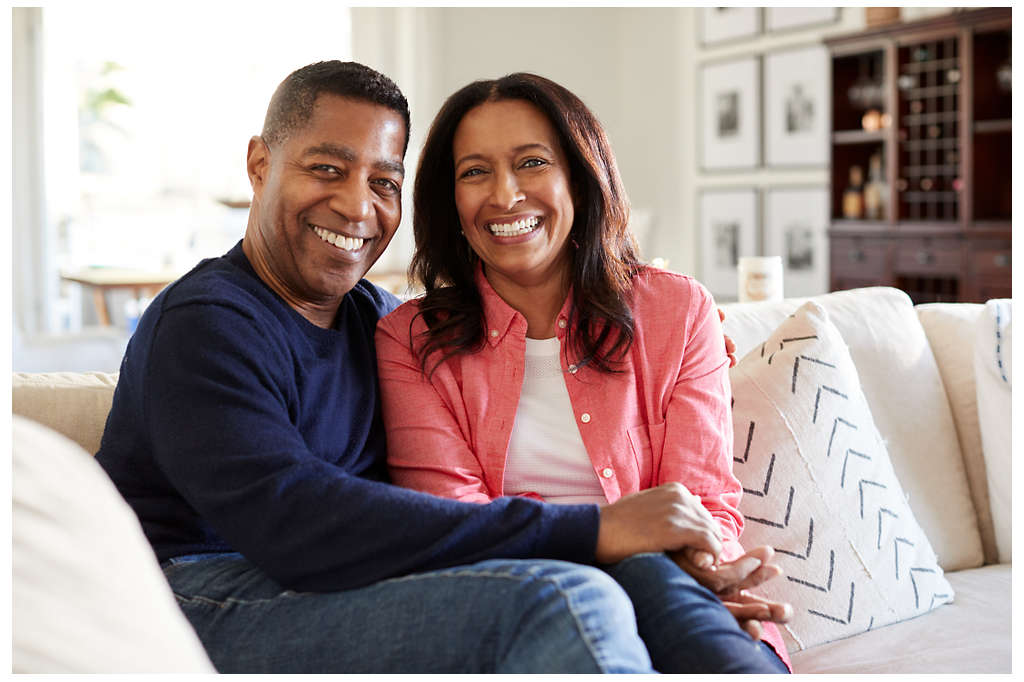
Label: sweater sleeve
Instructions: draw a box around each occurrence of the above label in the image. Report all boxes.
[143,301,598,592]
[655,279,746,562]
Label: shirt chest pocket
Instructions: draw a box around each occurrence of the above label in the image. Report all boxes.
[626,421,665,491]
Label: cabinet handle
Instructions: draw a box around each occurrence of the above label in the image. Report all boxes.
[915,250,934,265]
[994,253,1010,268]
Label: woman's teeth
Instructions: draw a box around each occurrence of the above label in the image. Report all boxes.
[487,216,539,236]
[313,225,364,251]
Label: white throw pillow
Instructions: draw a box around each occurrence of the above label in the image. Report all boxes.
[722,287,983,571]
[12,416,215,672]
[730,302,953,651]
[974,299,1012,564]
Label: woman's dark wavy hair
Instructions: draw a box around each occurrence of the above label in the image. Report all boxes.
[410,73,643,375]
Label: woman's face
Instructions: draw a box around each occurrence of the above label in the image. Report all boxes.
[452,99,576,290]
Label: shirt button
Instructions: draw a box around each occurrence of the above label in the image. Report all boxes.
[489,329,499,338]
[580,413,591,423]
[557,319,567,329]
[568,364,578,374]
[601,467,614,479]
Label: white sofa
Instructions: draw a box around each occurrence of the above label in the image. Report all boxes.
[11,286,1011,673]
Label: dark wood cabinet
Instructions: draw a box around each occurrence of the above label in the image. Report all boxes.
[825,8,1011,303]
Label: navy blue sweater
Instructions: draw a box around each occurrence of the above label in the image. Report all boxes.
[96,242,599,592]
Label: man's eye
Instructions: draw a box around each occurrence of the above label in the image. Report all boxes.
[374,178,401,195]
[312,164,341,175]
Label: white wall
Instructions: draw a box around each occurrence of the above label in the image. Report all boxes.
[351,6,955,282]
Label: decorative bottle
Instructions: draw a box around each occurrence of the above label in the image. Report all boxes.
[863,152,887,220]
[843,165,865,219]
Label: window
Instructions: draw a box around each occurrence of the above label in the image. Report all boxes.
[29,6,352,332]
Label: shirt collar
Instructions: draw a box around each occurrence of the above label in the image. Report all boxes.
[474,261,574,347]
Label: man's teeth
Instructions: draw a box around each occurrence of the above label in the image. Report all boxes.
[487,216,539,236]
[313,225,365,251]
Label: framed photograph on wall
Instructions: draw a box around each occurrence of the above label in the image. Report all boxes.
[765,7,839,33]
[700,57,761,171]
[764,45,830,167]
[699,189,759,300]
[699,8,761,46]
[764,187,829,297]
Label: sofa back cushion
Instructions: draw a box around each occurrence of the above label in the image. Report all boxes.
[721,287,983,571]
[974,299,1012,564]
[12,371,118,455]
[915,302,997,565]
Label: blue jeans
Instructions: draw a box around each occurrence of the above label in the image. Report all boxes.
[601,553,789,673]
[162,553,654,673]
[163,552,787,673]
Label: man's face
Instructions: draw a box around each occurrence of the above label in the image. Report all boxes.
[247,95,405,316]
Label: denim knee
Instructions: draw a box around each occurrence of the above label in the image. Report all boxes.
[484,560,652,674]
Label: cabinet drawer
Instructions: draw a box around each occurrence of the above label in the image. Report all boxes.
[893,238,962,275]
[969,241,1012,277]
[830,237,889,278]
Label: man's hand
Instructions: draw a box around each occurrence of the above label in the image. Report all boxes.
[596,483,722,564]
[672,545,793,640]
[718,308,737,368]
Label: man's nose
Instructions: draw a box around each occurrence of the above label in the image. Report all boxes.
[490,170,525,210]
[329,178,373,223]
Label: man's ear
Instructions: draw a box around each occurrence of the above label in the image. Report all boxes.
[247,136,270,195]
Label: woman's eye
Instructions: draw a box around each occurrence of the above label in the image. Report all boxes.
[521,158,547,169]
[459,167,486,179]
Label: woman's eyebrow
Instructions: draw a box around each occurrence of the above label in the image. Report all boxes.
[455,143,554,167]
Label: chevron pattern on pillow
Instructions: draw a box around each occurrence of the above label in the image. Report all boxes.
[730,301,954,651]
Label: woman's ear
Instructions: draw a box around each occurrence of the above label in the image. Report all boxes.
[246,136,270,195]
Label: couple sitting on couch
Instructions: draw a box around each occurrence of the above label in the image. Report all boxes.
[95,60,792,673]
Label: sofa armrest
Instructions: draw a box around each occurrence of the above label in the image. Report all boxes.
[12,372,118,455]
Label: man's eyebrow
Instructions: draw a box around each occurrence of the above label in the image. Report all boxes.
[303,143,404,176]
[454,143,554,167]
[303,143,356,162]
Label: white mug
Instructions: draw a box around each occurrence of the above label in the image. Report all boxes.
[738,256,783,303]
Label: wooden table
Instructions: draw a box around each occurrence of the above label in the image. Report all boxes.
[61,267,182,326]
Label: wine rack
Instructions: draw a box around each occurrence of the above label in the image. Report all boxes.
[825,8,1011,304]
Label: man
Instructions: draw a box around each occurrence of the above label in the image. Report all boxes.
[96,61,787,673]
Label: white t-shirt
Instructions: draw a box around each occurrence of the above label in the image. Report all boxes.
[502,337,607,505]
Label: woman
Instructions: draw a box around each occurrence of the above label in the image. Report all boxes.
[375,73,791,673]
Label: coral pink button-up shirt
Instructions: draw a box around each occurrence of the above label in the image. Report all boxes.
[376,265,789,667]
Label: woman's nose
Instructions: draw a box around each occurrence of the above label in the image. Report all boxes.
[490,170,525,209]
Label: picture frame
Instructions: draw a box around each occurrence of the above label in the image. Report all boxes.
[764,187,829,298]
[763,45,830,167]
[765,7,839,33]
[700,57,761,171]
[699,188,759,300]
[698,8,761,46]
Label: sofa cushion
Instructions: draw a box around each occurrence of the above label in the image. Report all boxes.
[730,301,953,651]
[12,416,215,672]
[722,287,983,571]
[916,303,996,564]
[12,371,118,455]
[974,299,1012,564]
[789,564,1010,673]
